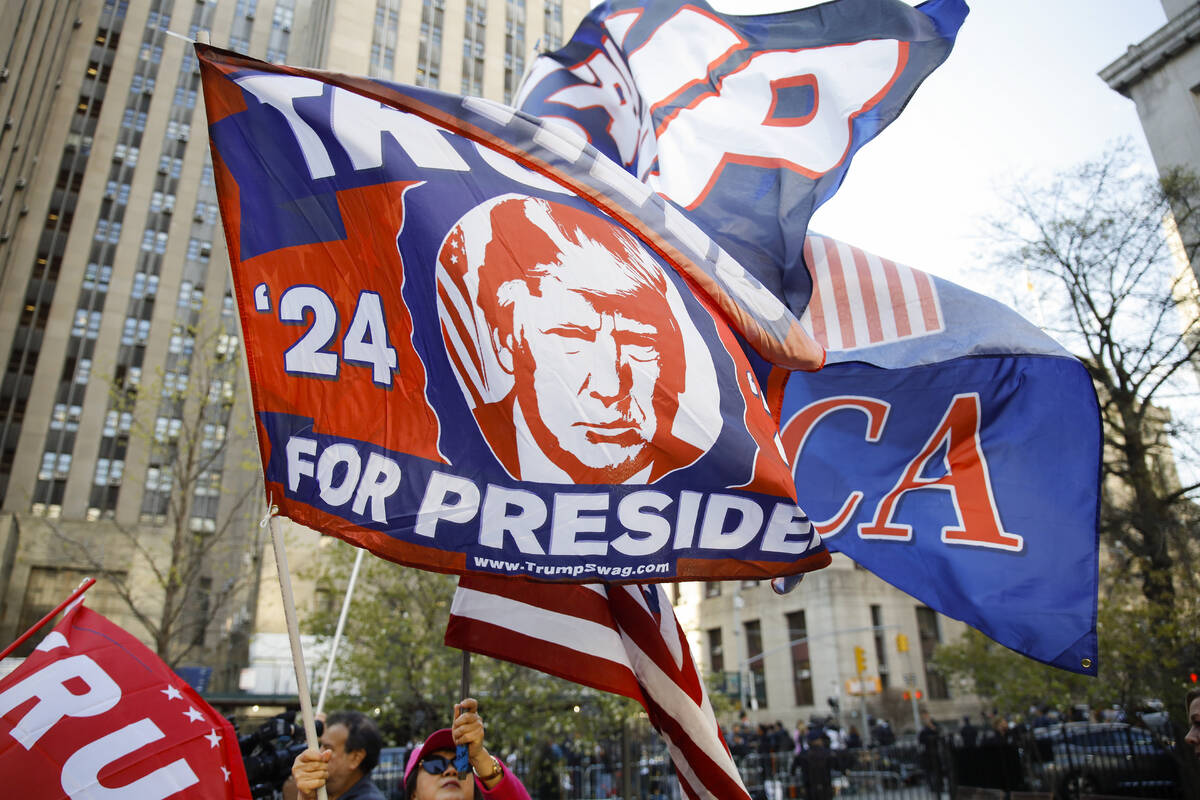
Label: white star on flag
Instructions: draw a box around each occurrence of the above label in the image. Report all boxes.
[184,706,205,723]
[221,766,232,781]
[161,684,183,701]
[205,728,223,748]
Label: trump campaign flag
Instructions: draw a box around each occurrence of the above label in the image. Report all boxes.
[447,575,751,800]
[783,235,1101,673]
[197,44,831,584]
[0,601,251,799]
[516,0,967,312]
[511,0,1102,674]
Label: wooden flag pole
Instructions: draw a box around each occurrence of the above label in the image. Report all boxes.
[266,508,328,800]
[316,547,365,715]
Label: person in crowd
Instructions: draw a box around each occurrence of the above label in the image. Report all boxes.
[771,721,792,754]
[527,737,564,800]
[985,715,1011,744]
[793,730,834,800]
[1186,688,1200,758]
[731,717,751,758]
[871,718,895,747]
[960,715,978,747]
[806,716,827,747]
[844,725,863,749]
[293,699,529,800]
[918,712,943,793]
[825,721,844,751]
[792,720,808,754]
[756,722,773,761]
[289,710,385,800]
[402,703,531,800]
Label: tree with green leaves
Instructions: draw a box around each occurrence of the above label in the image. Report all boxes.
[934,563,1193,720]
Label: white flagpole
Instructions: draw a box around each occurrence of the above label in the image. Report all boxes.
[266,508,328,800]
[316,547,365,716]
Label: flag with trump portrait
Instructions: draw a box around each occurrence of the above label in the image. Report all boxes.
[196,44,831,586]
[511,0,1101,674]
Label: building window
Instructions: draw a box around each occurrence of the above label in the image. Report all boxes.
[704,581,721,598]
[744,619,766,708]
[707,627,724,674]
[543,0,563,50]
[786,610,813,706]
[503,0,526,103]
[417,0,444,88]
[916,605,948,699]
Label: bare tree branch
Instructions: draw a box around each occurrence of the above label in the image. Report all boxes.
[986,144,1200,611]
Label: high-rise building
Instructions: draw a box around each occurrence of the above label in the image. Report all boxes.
[0,0,974,730]
[1101,0,1200,285]
[0,0,589,689]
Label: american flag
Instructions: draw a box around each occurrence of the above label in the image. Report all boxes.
[802,234,944,352]
[446,576,751,800]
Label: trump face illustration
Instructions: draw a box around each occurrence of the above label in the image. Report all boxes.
[437,194,720,484]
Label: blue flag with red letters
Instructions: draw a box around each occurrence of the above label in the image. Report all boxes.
[516,0,968,315]
[782,235,1099,674]
[197,44,831,586]
[516,0,1099,674]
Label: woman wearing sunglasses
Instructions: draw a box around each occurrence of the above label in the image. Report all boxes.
[293,697,530,800]
[400,698,530,800]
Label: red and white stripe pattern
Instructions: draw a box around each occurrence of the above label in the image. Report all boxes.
[447,576,751,800]
[802,234,944,352]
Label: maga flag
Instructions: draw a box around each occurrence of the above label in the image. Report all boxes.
[784,235,1100,673]
[197,44,830,584]
[447,576,750,800]
[0,602,251,799]
[516,0,967,313]
[517,0,1101,674]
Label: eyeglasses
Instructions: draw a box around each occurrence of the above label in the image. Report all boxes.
[419,755,471,779]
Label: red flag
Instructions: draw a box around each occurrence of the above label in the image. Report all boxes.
[447,576,750,800]
[0,601,252,799]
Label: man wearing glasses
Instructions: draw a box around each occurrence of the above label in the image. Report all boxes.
[293,699,529,799]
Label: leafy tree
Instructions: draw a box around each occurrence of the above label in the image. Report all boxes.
[305,541,642,753]
[933,564,1194,722]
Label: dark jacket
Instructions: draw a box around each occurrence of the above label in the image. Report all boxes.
[341,775,386,800]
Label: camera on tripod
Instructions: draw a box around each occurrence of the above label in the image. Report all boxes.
[238,712,325,799]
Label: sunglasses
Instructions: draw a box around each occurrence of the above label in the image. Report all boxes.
[419,755,471,779]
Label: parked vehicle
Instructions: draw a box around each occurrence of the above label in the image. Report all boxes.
[1039,722,1179,799]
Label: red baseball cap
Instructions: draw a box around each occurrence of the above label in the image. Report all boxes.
[404,729,457,785]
